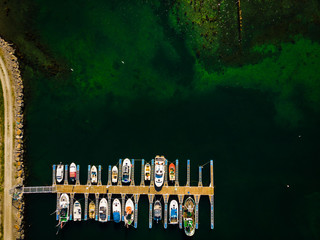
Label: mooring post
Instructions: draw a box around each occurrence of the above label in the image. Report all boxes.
[87,165,91,185]
[163,194,169,229]
[76,165,80,185]
[186,159,190,187]
[148,194,154,229]
[150,159,155,187]
[118,159,122,186]
[195,195,200,229]
[140,159,145,186]
[95,193,99,221]
[134,194,140,228]
[70,193,74,221]
[178,194,184,229]
[98,165,102,185]
[164,159,168,187]
[198,166,203,187]
[175,159,179,187]
[52,165,56,186]
[107,193,112,221]
[84,193,89,221]
[64,164,68,185]
[107,165,112,186]
[56,193,60,220]
[210,195,214,229]
[130,159,135,186]
[210,160,214,187]
[121,193,125,221]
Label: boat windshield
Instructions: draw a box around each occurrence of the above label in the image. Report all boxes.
[156,173,163,178]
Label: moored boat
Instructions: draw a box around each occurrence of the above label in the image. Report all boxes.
[73,200,81,221]
[113,198,121,223]
[145,163,151,181]
[124,198,134,227]
[112,166,118,184]
[99,198,108,222]
[169,163,175,181]
[154,155,165,191]
[169,200,178,224]
[183,197,196,236]
[91,165,98,184]
[122,158,131,184]
[69,162,77,182]
[154,200,162,223]
[89,201,95,219]
[56,163,64,183]
[59,193,69,228]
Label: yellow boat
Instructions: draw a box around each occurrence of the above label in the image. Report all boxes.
[89,201,95,219]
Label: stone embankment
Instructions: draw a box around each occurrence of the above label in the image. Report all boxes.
[0,37,25,240]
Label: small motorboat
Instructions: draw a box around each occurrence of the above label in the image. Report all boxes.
[154,156,165,191]
[145,163,151,181]
[91,165,98,184]
[73,200,81,221]
[69,162,77,182]
[99,198,108,222]
[59,193,69,228]
[154,200,162,223]
[124,198,134,227]
[122,158,131,184]
[169,163,175,181]
[183,197,196,236]
[56,163,64,183]
[169,200,178,224]
[89,201,95,219]
[112,166,118,184]
[113,198,121,223]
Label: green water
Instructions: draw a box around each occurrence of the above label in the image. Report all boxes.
[1,0,320,239]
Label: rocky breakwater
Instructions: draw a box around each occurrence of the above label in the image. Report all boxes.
[0,37,25,239]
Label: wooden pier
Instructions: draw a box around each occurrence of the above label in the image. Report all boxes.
[12,158,215,233]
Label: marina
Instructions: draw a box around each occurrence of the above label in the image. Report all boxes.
[11,157,214,236]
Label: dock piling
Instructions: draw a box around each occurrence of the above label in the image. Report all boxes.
[95,193,99,221]
[70,193,74,221]
[107,193,112,221]
[84,193,88,221]
[210,160,214,187]
[140,159,145,186]
[52,165,56,186]
[195,195,200,229]
[163,194,169,229]
[76,165,80,185]
[134,194,140,228]
[198,166,203,187]
[164,159,168,187]
[148,194,154,229]
[121,194,125,222]
[178,195,184,229]
[98,165,102,185]
[87,165,91,185]
[56,193,60,220]
[107,165,112,186]
[150,159,154,187]
[131,159,135,186]
[175,159,179,187]
[210,195,214,229]
[186,160,190,187]
[118,159,122,186]
[64,164,68,185]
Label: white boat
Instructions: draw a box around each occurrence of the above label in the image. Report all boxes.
[124,198,134,227]
[56,163,64,183]
[154,200,162,223]
[73,200,81,221]
[69,163,77,182]
[145,163,151,181]
[59,193,69,228]
[99,198,108,222]
[91,165,97,184]
[113,198,121,223]
[169,200,178,224]
[112,166,118,184]
[154,156,165,190]
[122,158,131,184]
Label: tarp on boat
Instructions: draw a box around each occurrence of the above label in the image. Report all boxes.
[113,212,120,223]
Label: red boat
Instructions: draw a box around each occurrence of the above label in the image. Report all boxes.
[169,163,175,181]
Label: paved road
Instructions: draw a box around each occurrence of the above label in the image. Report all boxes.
[0,56,14,240]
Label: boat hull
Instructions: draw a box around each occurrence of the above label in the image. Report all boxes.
[89,201,95,219]
[56,164,64,183]
[91,165,98,184]
[69,163,77,182]
[169,200,178,224]
[99,198,108,222]
[154,200,162,223]
[124,199,134,226]
[112,198,121,223]
[122,158,131,184]
[73,200,81,221]
[112,166,118,184]
[183,197,196,236]
[59,193,69,223]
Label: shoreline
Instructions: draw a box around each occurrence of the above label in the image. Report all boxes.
[0,37,25,240]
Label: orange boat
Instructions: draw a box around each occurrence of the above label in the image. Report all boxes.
[169,163,175,181]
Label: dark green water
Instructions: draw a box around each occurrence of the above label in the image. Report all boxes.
[1,0,320,239]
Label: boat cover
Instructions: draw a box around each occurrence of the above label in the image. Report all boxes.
[113,212,120,222]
